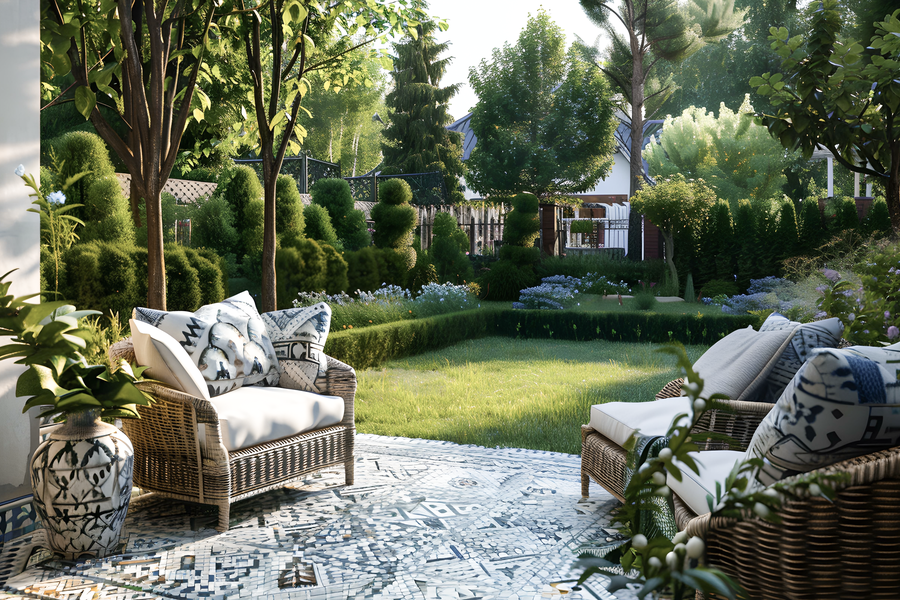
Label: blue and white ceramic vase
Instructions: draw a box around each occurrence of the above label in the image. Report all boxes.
[30,409,134,559]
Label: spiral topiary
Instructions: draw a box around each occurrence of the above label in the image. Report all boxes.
[371,178,417,270]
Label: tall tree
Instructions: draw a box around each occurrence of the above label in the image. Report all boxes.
[578,0,748,197]
[41,0,219,310]
[223,0,433,312]
[750,1,900,231]
[467,10,618,200]
[381,20,466,204]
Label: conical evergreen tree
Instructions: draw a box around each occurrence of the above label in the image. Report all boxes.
[775,199,799,266]
[798,198,823,255]
[382,21,466,204]
[753,201,779,279]
[710,201,735,281]
[733,199,756,292]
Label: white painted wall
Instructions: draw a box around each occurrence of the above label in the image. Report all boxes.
[0,0,41,505]
[582,151,631,196]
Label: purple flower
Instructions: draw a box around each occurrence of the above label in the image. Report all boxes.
[886,311,891,320]
[821,268,840,282]
[816,285,827,295]
[888,326,900,340]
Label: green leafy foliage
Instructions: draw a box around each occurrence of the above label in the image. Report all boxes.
[310,178,369,251]
[303,203,341,248]
[643,98,799,207]
[275,238,329,309]
[797,198,825,256]
[467,10,617,199]
[863,197,891,237]
[80,177,136,246]
[381,20,467,204]
[0,270,152,420]
[502,193,541,248]
[192,193,240,260]
[221,165,264,260]
[275,175,305,243]
[818,239,900,345]
[631,175,718,286]
[321,244,350,296]
[775,199,799,266]
[371,179,417,270]
[431,213,474,284]
[477,260,538,302]
[164,244,204,313]
[749,2,900,231]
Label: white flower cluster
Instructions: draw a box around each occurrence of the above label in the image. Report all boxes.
[413,282,478,316]
[517,281,579,310]
[292,290,354,308]
[358,284,412,303]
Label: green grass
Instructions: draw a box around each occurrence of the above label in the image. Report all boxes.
[355,337,708,455]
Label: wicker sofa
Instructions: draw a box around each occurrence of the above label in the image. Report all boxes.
[109,334,356,533]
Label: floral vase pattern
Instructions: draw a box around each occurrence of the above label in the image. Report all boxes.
[30,409,134,559]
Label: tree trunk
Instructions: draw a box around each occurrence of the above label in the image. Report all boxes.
[627,37,646,261]
[260,152,278,313]
[135,181,167,310]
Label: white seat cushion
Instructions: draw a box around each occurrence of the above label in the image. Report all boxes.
[207,386,345,452]
[589,397,694,446]
[666,450,744,516]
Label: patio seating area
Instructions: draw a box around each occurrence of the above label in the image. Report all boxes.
[0,435,630,600]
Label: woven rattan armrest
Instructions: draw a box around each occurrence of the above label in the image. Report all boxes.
[680,446,900,599]
[320,356,357,428]
[690,400,772,451]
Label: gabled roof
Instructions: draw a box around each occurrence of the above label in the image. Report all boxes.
[446,113,477,160]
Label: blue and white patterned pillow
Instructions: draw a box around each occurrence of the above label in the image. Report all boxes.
[261,304,332,392]
[744,344,900,487]
[133,291,280,397]
[754,312,844,403]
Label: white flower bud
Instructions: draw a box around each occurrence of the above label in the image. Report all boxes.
[693,398,706,412]
[753,503,770,518]
[639,462,651,474]
[631,534,648,549]
[686,536,705,559]
[808,483,822,496]
[674,543,686,554]
[672,531,688,545]
[652,471,666,486]
[656,486,671,497]
[666,551,679,569]
[658,448,673,461]
[648,556,662,570]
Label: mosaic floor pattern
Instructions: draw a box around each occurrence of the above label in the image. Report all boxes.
[1,435,632,600]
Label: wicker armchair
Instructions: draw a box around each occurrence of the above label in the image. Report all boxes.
[674,446,900,600]
[581,379,773,501]
[110,337,356,532]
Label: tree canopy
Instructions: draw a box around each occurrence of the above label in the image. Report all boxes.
[750,1,900,231]
[381,20,466,204]
[643,96,799,206]
[466,10,618,200]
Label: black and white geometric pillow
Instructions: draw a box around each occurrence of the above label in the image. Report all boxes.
[754,312,844,403]
[261,303,332,393]
[132,291,280,397]
[744,344,900,488]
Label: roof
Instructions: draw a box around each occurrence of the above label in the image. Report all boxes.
[446,113,477,160]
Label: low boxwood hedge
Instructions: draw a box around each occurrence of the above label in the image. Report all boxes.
[323,308,754,370]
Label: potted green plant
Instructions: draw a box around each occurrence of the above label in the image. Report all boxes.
[0,170,152,559]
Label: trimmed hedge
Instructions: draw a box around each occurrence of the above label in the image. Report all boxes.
[323,308,754,370]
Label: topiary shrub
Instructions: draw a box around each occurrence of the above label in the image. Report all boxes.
[303,203,340,248]
[276,174,305,241]
[832,196,859,232]
[48,131,117,209]
[701,278,739,299]
[192,193,240,258]
[183,247,225,306]
[498,244,540,266]
[242,198,265,256]
[310,178,370,250]
[61,241,141,319]
[276,238,328,308]
[221,165,263,258]
[863,197,891,238]
[431,212,474,284]
[164,244,203,312]
[320,243,350,295]
[81,176,135,245]
[503,193,540,247]
[477,260,537,301]
[371,178,417,270]
[345,246,381,293]
[373,248,409,288]
[797,197,824,255]
[195,247,230,298]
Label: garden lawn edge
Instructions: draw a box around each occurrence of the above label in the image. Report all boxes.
[324,308,754,370]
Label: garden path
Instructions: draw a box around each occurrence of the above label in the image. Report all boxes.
[1,435,633,600]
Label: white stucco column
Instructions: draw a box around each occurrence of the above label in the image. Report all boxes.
[0,0,41,505]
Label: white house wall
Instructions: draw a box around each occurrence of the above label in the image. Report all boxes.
[0,0,41,505]
[582,151,631,197]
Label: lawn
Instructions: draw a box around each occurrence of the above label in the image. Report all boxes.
[355,337,709,455]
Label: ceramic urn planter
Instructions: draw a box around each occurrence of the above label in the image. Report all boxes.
[30,409,135,559]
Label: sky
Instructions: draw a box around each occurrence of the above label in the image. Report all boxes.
[421,1,609,122]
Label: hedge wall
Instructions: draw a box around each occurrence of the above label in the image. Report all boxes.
[323,308,754,370]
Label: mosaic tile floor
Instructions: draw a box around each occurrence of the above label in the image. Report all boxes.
[1,435,633,600]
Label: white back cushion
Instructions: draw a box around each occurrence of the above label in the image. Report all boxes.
[130,318,210,400]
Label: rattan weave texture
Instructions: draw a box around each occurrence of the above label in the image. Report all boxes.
[110,337,356,532]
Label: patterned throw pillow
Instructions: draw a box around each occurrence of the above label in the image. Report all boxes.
[133,291,280,397]
[754,312,844,403]
[744,344,900,487]
[261,303,332,392]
